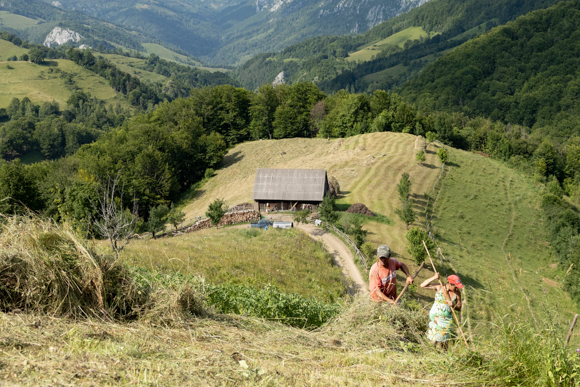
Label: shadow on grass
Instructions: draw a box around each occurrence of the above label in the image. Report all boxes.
[338,211,395,226]
[220,151,244,168]
[43,61,59,67]
[446,161,461,168]
[175,180,206,206]
[421,163,439,169]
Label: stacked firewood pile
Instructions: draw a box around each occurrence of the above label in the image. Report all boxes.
[217,209,261,226]
[161,210,261,237]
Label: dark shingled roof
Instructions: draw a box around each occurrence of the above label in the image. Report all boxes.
[253,168,328,201]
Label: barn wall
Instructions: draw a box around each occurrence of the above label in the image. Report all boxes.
[255,201,321,212]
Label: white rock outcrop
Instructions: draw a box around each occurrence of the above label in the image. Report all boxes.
[43,27,82,48]
[272,71,286,86]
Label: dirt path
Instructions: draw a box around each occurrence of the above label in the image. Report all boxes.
[260,214,367,294]
[298,223,367,294]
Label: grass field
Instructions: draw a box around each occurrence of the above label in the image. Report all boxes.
[0,11,40,30]
[0,39,28,62]
[0,58,131,109]
[142,43,203,67]
[181,133,441,266]
[100,54,170,84]
[432,148,579,340]
[1,136,579,385]
[118,227,346,303]
[347,27,429,63]
[179,133,578,336]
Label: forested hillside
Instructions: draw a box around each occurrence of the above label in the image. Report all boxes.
[400,0,580,136]
[235,0,563,91]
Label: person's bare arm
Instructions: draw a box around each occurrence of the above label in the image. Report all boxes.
[452,291,462,311]
[400,262,414,285]
[420,273,441,290]
[370,287,396,304]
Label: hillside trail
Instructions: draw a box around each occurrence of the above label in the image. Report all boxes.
[264,215,367,295]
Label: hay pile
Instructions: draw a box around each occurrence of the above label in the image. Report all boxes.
[0,216,204,323]
[346,203,376,217]
[321,295,427,347]
[415,135,426,151]
[328,175,340,197]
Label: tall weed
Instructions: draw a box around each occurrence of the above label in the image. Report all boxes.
[455,314,580,386]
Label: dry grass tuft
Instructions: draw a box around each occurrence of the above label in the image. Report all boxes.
[0,216,205,323]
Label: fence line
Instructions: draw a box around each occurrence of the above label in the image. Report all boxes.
[326,222,369,271]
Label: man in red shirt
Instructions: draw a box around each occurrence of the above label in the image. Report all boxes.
[369,245,413,303]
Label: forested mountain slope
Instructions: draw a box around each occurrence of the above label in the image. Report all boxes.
[399,0,580,136]
[235,0,563,91]
[42,0,429,65]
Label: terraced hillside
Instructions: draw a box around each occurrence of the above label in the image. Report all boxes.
[182,132,441,263]
[181,133,578,332]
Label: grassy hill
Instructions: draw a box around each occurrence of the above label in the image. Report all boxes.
[0,51,131,109]
[0,134,579,385]
[180,133,441,262]
[346,27,431,63]
[179,133,579,334]
[120,227,346,303]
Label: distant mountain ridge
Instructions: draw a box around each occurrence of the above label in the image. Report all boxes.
[38,0,430,65]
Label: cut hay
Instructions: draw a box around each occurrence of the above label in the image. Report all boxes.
[346,203,376,217]
[415,135,426,151]
[0,216,205,322]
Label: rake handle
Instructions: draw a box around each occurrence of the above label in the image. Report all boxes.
[565,314,578,348]
[422,240,470,349]
[394,261,425,304]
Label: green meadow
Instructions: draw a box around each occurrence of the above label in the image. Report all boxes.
[347,27,430,63]
[432,147,578,343]
[0,58,131,109]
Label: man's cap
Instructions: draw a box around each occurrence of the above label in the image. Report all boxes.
[447,275,464,289]
[377,245,391,258]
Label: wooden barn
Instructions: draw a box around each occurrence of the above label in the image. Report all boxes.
[252,168,329,212]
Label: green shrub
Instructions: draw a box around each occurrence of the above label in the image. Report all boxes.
[437,147,449,164]
[405,227,435,264]
[206,283,341,329]
[206,198,227,225]
[204,168,215,179]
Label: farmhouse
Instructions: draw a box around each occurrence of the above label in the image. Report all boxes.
[253,168,329,212]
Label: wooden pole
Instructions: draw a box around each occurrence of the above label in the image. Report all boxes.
[394,262,425,304]
[564,314,578,348]
[423,240,470,349]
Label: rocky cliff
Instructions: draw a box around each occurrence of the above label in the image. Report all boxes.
[43,26,82,47]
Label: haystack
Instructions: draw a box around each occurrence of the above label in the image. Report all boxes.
[415,135,426,151]
[346,203,376,217]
